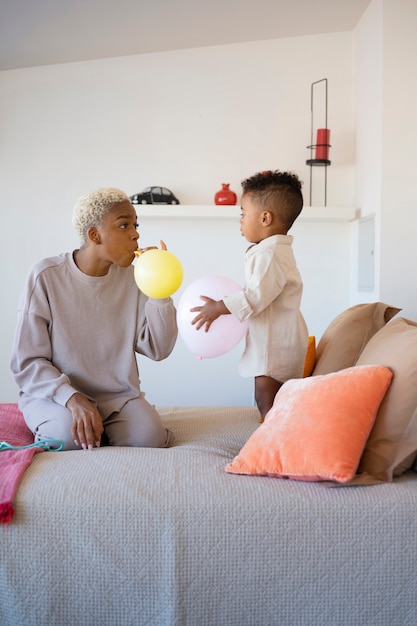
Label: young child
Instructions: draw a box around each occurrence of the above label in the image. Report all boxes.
[191,170,308,422]
[10,188,178,450]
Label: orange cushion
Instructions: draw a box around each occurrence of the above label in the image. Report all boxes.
[303,336,316,377]
[226,365,393,483]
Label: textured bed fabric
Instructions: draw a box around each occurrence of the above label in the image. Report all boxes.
[1,406,417,626]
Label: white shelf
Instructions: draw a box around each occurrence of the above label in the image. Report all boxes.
[136,206,239,219]
[136,205,358,222]
[298,206,358,222]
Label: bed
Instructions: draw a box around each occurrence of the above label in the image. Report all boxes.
[1,302,417,626]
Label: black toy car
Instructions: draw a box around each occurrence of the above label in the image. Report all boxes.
[130,186,180,205]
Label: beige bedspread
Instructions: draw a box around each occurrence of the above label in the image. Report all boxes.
[1,406,416,626]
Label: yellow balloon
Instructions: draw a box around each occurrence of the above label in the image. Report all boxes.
[134,249,183,298]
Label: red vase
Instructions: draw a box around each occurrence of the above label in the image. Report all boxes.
[214,183,237,206]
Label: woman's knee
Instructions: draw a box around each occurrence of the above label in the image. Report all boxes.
[105,398,173,448]
[22,398,77,450]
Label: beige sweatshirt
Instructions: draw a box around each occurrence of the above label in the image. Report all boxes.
[10,252,178,417]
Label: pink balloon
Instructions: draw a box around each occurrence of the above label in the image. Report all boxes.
[177,275,248,359]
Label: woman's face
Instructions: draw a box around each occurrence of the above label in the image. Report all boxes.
[95,200,140,267]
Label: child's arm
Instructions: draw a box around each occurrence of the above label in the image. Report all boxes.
[190,297,230,332]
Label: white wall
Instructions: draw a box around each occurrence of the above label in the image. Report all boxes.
[351,0,383,303]
[136,209,352,406]
[379,0,417,318]
[0,30,361,404]
[353,0,417,319]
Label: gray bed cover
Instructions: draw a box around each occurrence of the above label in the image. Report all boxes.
[1,406,416,626]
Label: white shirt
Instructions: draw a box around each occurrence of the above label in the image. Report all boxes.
[224,234,308,381]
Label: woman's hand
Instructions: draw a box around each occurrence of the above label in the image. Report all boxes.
[135,240,167,256]
[190,297,230,332]
[66,392,104,450]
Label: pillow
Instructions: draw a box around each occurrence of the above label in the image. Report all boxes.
[303,336,316,377]
[226,365,393,483]
[312,302,400,376]
[356,317,417,481]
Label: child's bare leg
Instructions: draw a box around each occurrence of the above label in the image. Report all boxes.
[254,375,283,423]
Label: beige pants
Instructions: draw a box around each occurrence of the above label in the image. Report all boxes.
[20,393,174,450]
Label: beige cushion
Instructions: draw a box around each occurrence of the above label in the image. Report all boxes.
[356,317,417,481]
[312,302,400,376]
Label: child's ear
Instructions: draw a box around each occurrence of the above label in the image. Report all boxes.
[261,211,273,226]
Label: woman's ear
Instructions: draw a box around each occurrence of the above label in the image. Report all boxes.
[87,226,100,245]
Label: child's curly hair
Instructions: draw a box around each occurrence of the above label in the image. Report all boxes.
[241,170,303,230]
[72,187,130,245]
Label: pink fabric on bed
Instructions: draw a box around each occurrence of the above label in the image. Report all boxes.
[0,403,42,524]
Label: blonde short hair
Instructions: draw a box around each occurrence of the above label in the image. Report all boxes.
[72,187,130,245]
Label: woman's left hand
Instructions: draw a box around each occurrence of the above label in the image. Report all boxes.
[135,240,167,256]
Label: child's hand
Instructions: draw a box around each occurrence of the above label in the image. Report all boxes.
[190,297,219,332]
[191,297,229,332]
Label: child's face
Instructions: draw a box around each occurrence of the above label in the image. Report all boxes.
[239,193,266,243]
[95,201,140,267]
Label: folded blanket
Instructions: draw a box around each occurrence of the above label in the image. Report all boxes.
[0,403,41,524]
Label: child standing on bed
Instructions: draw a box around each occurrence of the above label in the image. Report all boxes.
[191,170,308,422]
[10,187,178,450]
